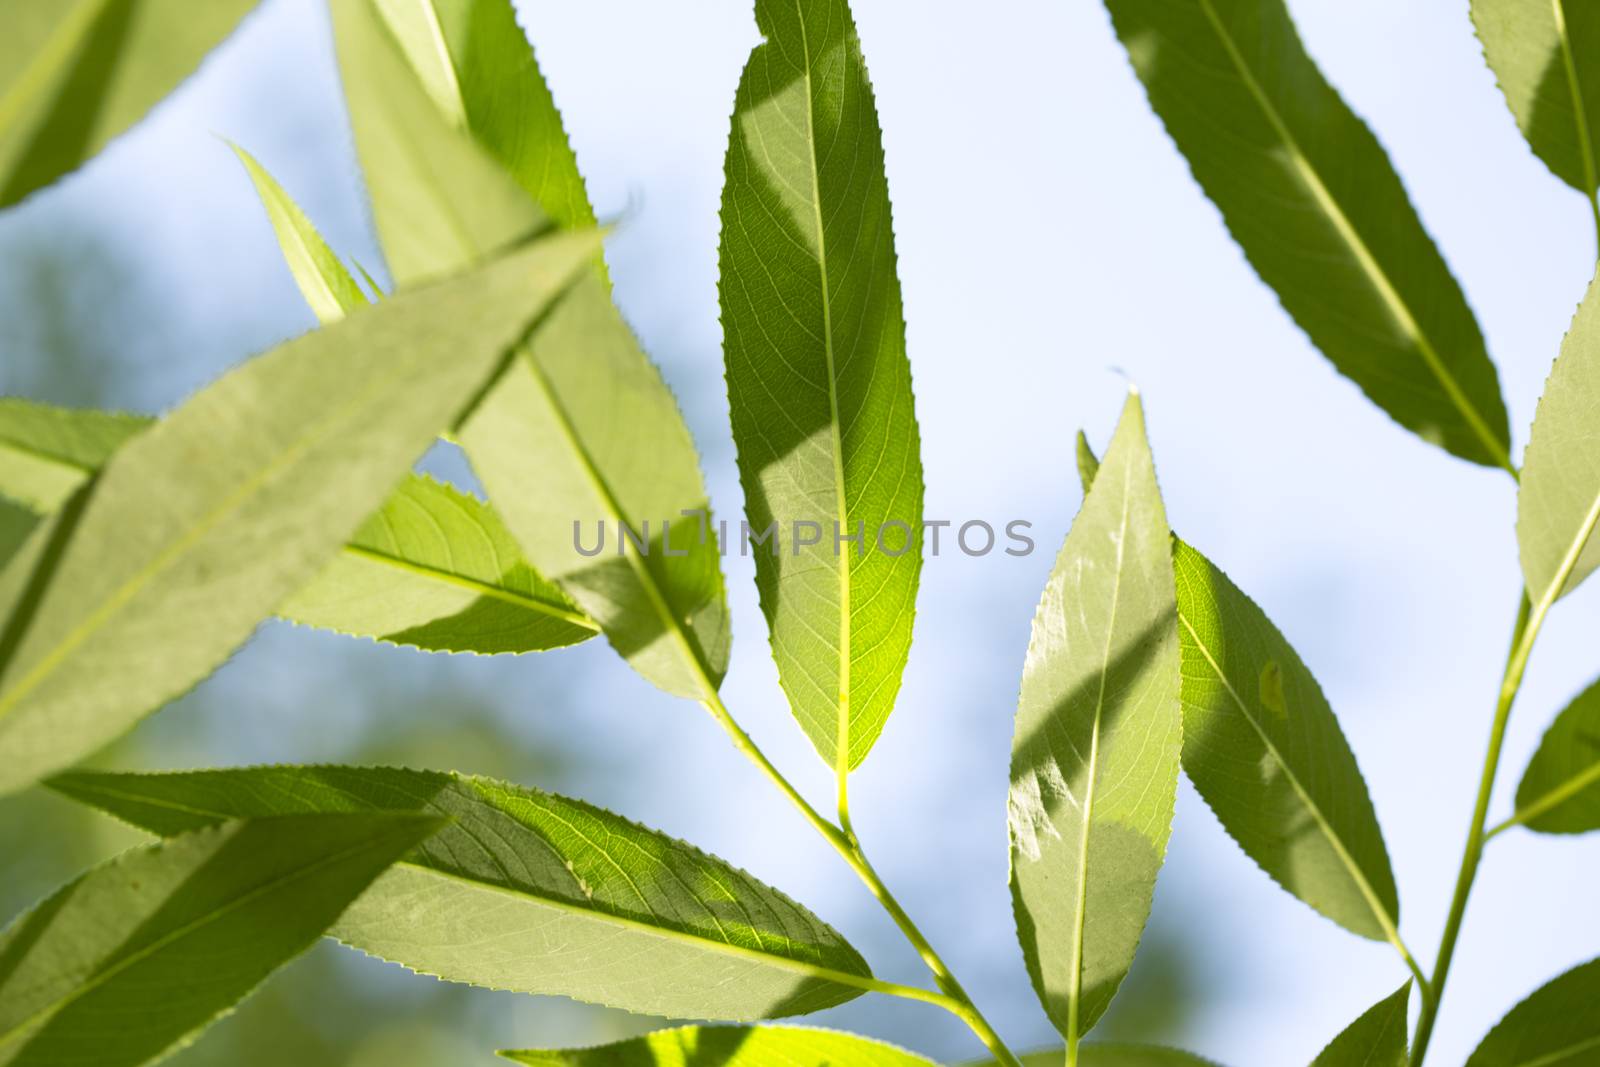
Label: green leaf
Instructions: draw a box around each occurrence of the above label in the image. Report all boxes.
[1466,957,1600,1066]
[717,0,922,772]
[0,811,441,1066]
[0,230,600,795]
[1509,674,1600,833]
[0,0,259,208]
[500,1026,935,1066]
[0,499,35,571]
[49,765,873,1020]
[1519,269,1600,605]
[0,399,598,656]
[1009,392,1181,1043]
[232,144,369,324]
[333,0,733,701]
[1102,0,1511,470]
[1309,984,1411,1067]
[1473,0,1600,196]
[1076,429,1102,495]
[1173,540,1401,943]
[965,1048,1223,1067]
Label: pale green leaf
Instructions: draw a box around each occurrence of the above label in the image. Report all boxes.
[0,811,441,1066]
[232,144,369,323]
[718,0,922,771]
[1309,984,1411,1067]
[0,0,259,208]
[0,231,599,795]
[1473,0,1600,196]
[49,764,873,1020]
[333,0,732,701]
[1509,675,1600,833]
[966,1047,1223,1067]
[0,399,598,656]
[1009,392,1181,1041]
[1519,269,1600,604]
[1102,0,1511,469]
[1173,540,1400,942]
[501,1025,934,1066]
[1466,957,1600,1066]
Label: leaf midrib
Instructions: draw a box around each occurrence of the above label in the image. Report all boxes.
[1516,1031,1600,1067]
[1513,750,1600,828]
[1193,0,1511,472]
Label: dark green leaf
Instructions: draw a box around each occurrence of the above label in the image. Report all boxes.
[1309,984,1410,1067]
[1510,675,1600,833]
[50,765,872,1020]
[501,1025,935,1066]
[965,1047,1224,1067]
[1102,0,1511,469]
[1009,392,1181,1042]
[1466,957,1600,1066]
[0,812,441,1066]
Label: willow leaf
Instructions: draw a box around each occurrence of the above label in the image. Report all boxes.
[1102,0,1511,469]
[0,0,259,208]
[1173,541,1400,942]
[967,1047,1224,1067]
[0,399,597,656]
[333,0,732,701]
[1508,675,1600,833]
[1009,392,1180,1043]
[1467,957,1600,1066]
[1309,985,1411,1067]
[1519,269,1600,605]
[0,231,599,796]
[0,500,34,571]
[0,812,440,1067]
[1473,0,1600,198]
[718,0,922,771]
[50,765,872,1020]
[501,1026,934,1066]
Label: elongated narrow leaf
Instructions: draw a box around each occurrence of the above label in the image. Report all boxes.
[502,1026,934,1066]
[0,231,599,795]
[333,0,732,701]
[1103,0,1511,469]
[0,0,259,207]
[1009,392,1180,1041]
[1173,541,1400,942]
[968,1048,1223,1067]
[1510,675,1600,833]
[718,0,922,770]
[1520,270,1600,605]
[1309,985,1410,1067]
[1467,957,1600,1066]
[1474,0,1600,195]
[50,765,872,1020]
[0,812,440,1066]
[0,500,34,571]
[0,399,597,656]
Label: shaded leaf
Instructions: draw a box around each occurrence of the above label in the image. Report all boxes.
[1102,0,1511,469]
[0,812,441,1066]
[501,1025,934,1066]
[0,499,35,571]
[1473,0,1600,195]
[1173,541,1400,942]
[1510,674,1600,833]
[1009,392,1181,1041]
[0,399,144,513]
[50,765,872,1020]
[333,0,732,700]
[0,231,599,795]
[1519,268,1600,604]
[0,0,259,208]
[1466,957,1600,1066]
[718,0,922,770]
[1309,984,1410,1067]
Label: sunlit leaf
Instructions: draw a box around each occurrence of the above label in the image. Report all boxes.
[1466,957,1600,1066]
[333,0,732,701]
[501,1025,934,1066]
[50,765,873,1020]
[0,399,145,513]
[0,0,259,208]
[1009,392,1181,1042]
[1309,984,1410,1067]
[1473,0,1600,196]
[1102,0,1511,469]
[1510,675,1600,833]
[1519,268,1600,604]
[0,231,599,795]
[965,1046,1223,1066]
[717,0,922,771]
[0,812,441,1066]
